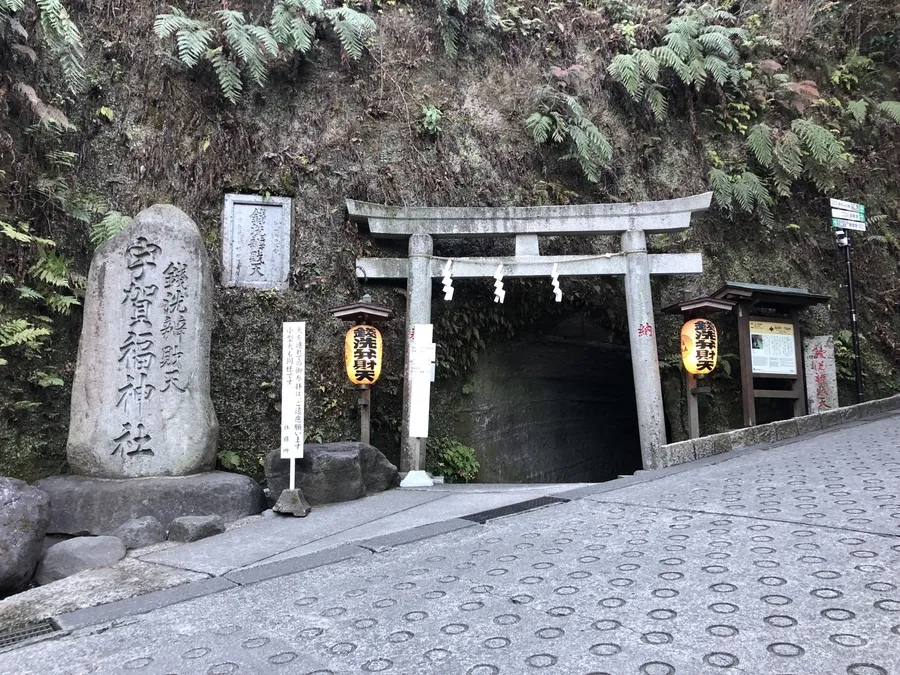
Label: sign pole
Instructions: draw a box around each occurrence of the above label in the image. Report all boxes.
[830,198,866,404]
[843,234,864,403]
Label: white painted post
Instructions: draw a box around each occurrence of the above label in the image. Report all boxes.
[401,234,433,478]
[622,230,666,469]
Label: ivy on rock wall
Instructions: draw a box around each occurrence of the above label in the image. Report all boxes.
[0,0,898,480]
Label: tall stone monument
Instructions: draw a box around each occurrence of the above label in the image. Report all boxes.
[36,205,264,535]
[67,204,218,477]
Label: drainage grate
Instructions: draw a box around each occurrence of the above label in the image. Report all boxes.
[462,496,570,524]
[0,619,59,649]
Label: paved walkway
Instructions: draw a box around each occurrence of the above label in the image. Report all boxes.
[2,415,899,674]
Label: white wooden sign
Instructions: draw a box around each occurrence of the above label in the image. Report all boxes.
[408,324,434,438]
[750,320,797,375]
[280,322,306,460]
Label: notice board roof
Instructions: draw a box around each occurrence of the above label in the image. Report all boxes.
[711,282,830,310]
[661,296,736,316]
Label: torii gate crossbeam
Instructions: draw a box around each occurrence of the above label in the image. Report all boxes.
[348,193,713,483]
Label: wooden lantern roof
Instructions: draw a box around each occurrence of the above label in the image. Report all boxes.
[329,293,394,323]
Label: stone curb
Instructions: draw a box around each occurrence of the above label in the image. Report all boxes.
[656,394,900,469]
[355,518,478,552]
[225,545,365,587]
[44,521,480,636]
[55,577,237,632]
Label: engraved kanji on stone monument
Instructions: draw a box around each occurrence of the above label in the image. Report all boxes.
[67,204,218,478]
[804,335,839,412]
[221,194,292,290]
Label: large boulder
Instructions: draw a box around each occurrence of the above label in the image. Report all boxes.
[34,536,126,585]
[33,472,265,535]
[0,478,50,597]
[66,204,218,479]
[264,442,399,506]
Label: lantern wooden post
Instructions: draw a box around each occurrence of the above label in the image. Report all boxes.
[664,297,735,440]
[358,384,371,444]
[330,294,393,446]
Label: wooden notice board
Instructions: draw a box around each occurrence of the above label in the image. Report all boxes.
[737,307,806,426]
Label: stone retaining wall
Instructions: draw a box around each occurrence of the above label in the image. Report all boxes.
[657,394,900,469]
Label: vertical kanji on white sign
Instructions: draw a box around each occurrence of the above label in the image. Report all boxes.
[281,322,305,461]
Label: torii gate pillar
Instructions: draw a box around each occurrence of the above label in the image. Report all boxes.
[348,193,712,474]
[401,234,433,476]
[622,229,666,467]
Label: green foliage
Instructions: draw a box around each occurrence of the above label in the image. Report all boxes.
[425,437,480,483]
[834,330,857,383]
[876,101,900,124]
[437,0,497,58]
[495,4,544,38]
[747,123,773,166]
[830,53,876,92]
[89,211,132,247]
[838,99,900,127]
[708,168,774,226]
[713,115,850,223]
[155,2,375,103]
[0,221,79,385]
[607,3,760,121]
[0,0,86,92]
[846,99,869,126]
[526,87,612,183]
[420,104,443,135]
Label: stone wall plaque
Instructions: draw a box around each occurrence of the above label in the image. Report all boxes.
[67,204,218,478]
[221,193,292,290]
[804,335,839,412]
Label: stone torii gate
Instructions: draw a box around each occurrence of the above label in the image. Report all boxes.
[348,193,712,482]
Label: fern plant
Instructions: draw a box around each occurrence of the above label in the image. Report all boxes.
[709,115,852,224]
[526,88,612,183]
[0,0,86,93]
[89,211,132,247]
[708,168,775,226]
[154,9,277,104]
[0,220,81,374]
[842,99,900,127]
[608,3,755,121]
[155,3,375,103]
[437,0,497,58]
[746,119,848,195]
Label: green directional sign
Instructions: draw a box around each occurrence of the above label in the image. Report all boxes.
[832,217,866,232]
[829,198,865,219]
[832,208,866,222]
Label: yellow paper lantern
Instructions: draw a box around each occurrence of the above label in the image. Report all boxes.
[345,324,383,385]
[681,318,718,375]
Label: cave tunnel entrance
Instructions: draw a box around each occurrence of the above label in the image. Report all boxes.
[349,192,712,484]
[450,313,643,483]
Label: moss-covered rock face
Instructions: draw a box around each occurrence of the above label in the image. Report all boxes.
[1,1,898,481]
